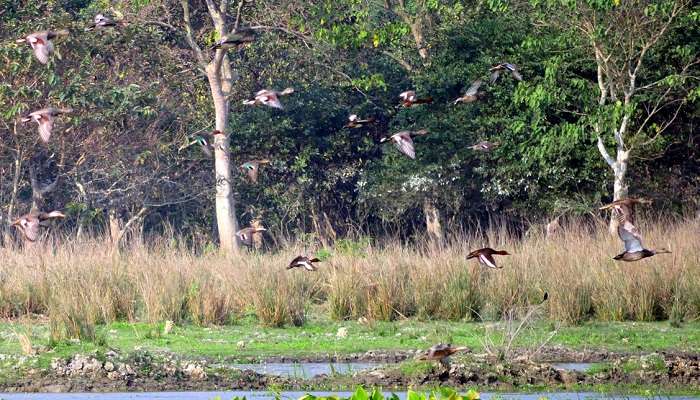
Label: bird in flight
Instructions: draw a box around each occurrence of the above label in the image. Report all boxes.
[16,29,69,64]
[490,63,523,83]
[243,88,295,110]
[21,107,73,143]
[398,90,433,108]
[599,198,670,262]
[287,255,321,271]
[466,247,510,269]
[454,80,483,104]
[11,210,65,242]
[380,129,429,159]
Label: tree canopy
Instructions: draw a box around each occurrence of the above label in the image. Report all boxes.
[0,0,697,246]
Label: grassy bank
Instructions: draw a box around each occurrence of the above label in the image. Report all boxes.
[1,316,698,363]
[0,218,698,344]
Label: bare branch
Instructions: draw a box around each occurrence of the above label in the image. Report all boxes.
[248,25,312,48]
[382,50,413,72]
[233,0,245,30]
[180,0,207,67]
[596,134,616,167]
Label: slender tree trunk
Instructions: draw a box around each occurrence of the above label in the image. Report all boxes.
[108,209,122,247]
[206,65,239,254]
[423,198,443,242]
[410,21,428,61]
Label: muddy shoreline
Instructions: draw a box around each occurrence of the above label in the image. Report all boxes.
[1,347,699,393]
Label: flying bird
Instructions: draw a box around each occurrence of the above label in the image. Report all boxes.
[11,210,65,242]
[21,107,72,143]
[416,344,469,368]
[85,14,120,31]
[398,90,433,108]
[469,140,499,152]
[599,198,670,262]
[454,80,483,104]
[287,255,321,271]
[16,29,69,64]
[490,63,523,83]
[345,114,376,129]
[210,28,256,50]
[380,129,429,159]
[466,247,510,269]
[236,225,267,247]
[240,159,270,183]
[243,88,294,109]
[178,130,226,158]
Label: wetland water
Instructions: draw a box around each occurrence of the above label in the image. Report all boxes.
[230,362,381,378]
[0,391,695,400]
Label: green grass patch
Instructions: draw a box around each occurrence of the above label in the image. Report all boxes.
[0,316,697,375]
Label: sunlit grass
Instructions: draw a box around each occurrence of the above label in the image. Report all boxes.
[0,218,698,343]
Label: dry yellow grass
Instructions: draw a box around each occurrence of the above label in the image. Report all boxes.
[0,218,698,340]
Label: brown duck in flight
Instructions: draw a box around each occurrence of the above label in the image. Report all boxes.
[380,129,429,159]
[16,30,69,64]
[398,90,433,108]
[210,28,256,50]
[454,80,483,104]
[240,159,270,183]
[287,255,321,271]
[416,344,469,368]
[469,140,499,152]
[21,107,72,143]
[11,210,65,242]
[243,88,294,110]
[345,114,376,128]
[599,198,670,262]
[85,14,121,31]
[236,225,267,247]
[178,130,225,158]
[490,63,523,83]
[466,247,510,269]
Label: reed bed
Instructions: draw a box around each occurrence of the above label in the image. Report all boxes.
[0,218,698,341]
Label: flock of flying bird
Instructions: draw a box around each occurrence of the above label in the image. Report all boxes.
[7,13,676,370]
[11,16,670,275]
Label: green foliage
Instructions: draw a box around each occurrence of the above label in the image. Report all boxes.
[0,0,696,244]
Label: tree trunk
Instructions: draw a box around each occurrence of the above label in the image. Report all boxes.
[206,65,239,255]
[423,198,443,242]
[410,21,428,61]
[251,218,264,250]
[108,209,122,247]
[609,149,630,233]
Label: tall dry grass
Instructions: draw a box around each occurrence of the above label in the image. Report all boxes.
[0,218,698,341]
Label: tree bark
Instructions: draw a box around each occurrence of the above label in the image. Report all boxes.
[207,65,239,254]
[423,198,443,242]
[179,0,240,254]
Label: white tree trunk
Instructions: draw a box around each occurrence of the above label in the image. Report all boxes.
[207,65,239,255]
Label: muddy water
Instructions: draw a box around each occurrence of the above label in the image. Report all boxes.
[231,362,381,378]
[0,391,695,400]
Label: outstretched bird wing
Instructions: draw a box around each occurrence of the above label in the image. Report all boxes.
[464,80,482,96]
[20,218,41,242]
[618,220,644,253]
[31,40,51,64]
[479,253,499,269]
[37,115,54,143]
[394,134,415,159]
